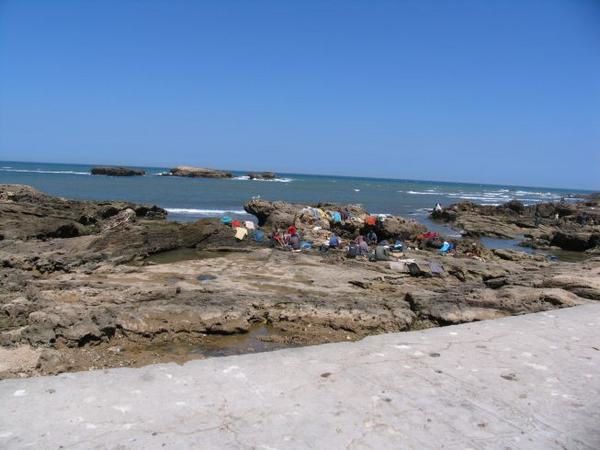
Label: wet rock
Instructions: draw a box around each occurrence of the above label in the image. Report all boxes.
[492,249,536,261]
[207,318,251,335]
[550,231,600,252]
[484,277,508,289]
[197,274,218,281]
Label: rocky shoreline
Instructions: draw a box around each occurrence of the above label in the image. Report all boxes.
[1,184,599,378]
[431,198,600,252]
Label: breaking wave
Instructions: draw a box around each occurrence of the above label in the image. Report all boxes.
[233,176,293,183]
[165,208,248,216]
[400,187,562,205]
[0,168,90,176]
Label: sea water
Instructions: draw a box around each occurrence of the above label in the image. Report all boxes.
[0,161,591,225]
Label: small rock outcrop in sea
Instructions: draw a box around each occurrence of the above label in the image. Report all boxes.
[431,199,600,252]
[90,167,145,176]
[167,166,232,178]
[247,172,276,180]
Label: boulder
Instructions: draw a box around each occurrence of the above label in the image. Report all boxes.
[244,199,427,243]
[244,200,299,227]
[168,166,232,178]
[90,167,145,176]
[372,216,427,241]
[0,184,167,241]
[550,231,600,252]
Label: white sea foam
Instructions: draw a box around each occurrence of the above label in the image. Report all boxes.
[514,190,559,198]
[232,176,293,183]
[454,195,503,202]
[165,208,248,215]
[0,168,90,175]
[403,190,444,195]
[399,187,562,205]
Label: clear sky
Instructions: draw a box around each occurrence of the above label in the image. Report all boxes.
[0,0,598,189]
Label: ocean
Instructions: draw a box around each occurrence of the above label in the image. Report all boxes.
[0,161,591,227]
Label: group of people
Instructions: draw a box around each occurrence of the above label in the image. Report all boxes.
[266,225,382,256]
[326,229,378,253]
[271,225,303,251]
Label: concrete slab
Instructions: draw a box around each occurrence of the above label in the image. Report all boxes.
[1,304,599,449]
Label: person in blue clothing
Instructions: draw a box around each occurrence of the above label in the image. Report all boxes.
[329,233,341,249]
[367,230,378,245]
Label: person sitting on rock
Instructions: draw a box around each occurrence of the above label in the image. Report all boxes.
[374,244,392,261]
[329,233,341,249]
[271,229,286,248]
[288,232,301,251]
[367,230,378,245]
[356,235,369,256]
[341,208,348,221]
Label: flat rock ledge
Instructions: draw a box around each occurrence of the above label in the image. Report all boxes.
[1,304,598,449]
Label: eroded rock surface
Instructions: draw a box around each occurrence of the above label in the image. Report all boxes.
[1,185,598,378]
[432,198,600,252]
[0,184,166,240]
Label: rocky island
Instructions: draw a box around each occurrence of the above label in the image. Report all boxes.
[167,166,233,178]
[247,172,277,180]
[1,184,599,379]
[90,167,146,176]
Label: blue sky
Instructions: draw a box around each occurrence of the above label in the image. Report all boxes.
[0,0,598,189]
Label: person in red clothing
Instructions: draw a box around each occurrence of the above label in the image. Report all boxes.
[287,225,297,236]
